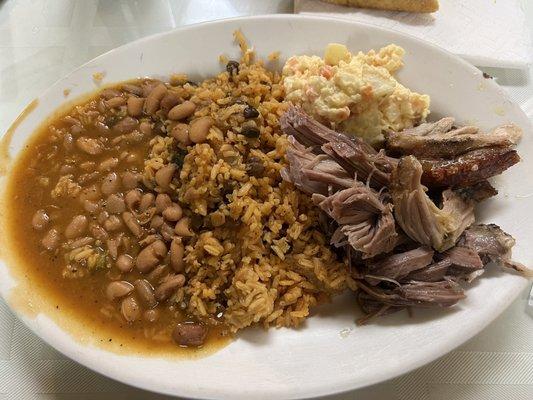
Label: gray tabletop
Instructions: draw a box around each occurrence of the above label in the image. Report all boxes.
[1,1,532,399]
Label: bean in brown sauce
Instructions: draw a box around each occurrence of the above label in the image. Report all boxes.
[125,189,142,209]
[116,254,134,272]
[105,194,126,214]
[174,217,193,237]
[104,215,123,231]
[113,116,138,133]
[64,215,88,239]
[139,121,152,135]
[32,209,50,230]
[135,240,166,273]
[134,279,157,308]
[143,309,160,323]
[41,228,60,250]
[76,137,103,155]
[155,164,176,190]
[106,281,134,301]
[170,123,191,146]
[122,212,143,237]
[149,215,164,230]
[139,193,155,212]
[121,171,140,190]
[122,83,143,96]
[106,96,126,108]
[121,296,140,323]
[168,100,196,121]
[160,91,181,112]
[172,322,208,347]
[98,157,119,172]
[144,83,167,115]
[127,96,144,117]
[155,274,185,302]
[189,116,214,144]
[101,172,121,195]
[170,239,185,272]
[162,204,182,222]
[155,194,172,213]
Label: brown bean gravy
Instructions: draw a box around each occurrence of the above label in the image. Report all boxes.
[5,79,232,354]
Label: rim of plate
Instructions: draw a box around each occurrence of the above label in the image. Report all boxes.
[1,14,530,400]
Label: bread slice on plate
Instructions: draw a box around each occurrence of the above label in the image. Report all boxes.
[321,0,439,13]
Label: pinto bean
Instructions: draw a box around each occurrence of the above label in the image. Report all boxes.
[63,133,74,152]
[170,239,185,272]
[127,96,144,117]
[105,194,125,214]
[82,199,99,214]
[106,281,133,301]
[174,217,193,237]
[134,279,157,308]
[143,309,160,323]
[113,116,138,133]
[122,212,143,237]
[76,137,103,155]
[155,164,176,190]
[65,215,88,239]
[106,96,126,108]
[121,296,140,323]
[97,210,110,225]
[168,100,196,121]
[170,123,191,145]
[101,172,121,195]
[160,91,181,113]
[155,194,172,213]
[172,322,207,347]
[122,83,143,96]
[149,215,164,230]
[155,274,185,302]
[135,240,167,273]
[146,264,168,283]
[144,83,167,115]
[122,171,140,190]
[125,189,142,210]
[101,88,121,99]
[116,254,134,272]
[79,184,101,202]
[106,237,119,260]
[189,116,214,144]
[104,215,123,231]
[160,222,175,241]
[42,228,60,250]
[94,121,110,133]
[32,209,49,230]
[139,193,155,212]
[163,204,182,221]
[139,121,152,135]
[98,157,119,172]
[90,224,108,241]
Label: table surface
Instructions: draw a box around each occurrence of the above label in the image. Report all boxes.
[1,1,532,399]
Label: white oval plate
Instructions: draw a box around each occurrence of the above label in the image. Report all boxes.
[1,15,531,400]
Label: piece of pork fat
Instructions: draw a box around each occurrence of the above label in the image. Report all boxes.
[313,182,397,259]
[419,146,520,188]
[385,117,522,158]
[391,156,475,252]
[280,106,397,188]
